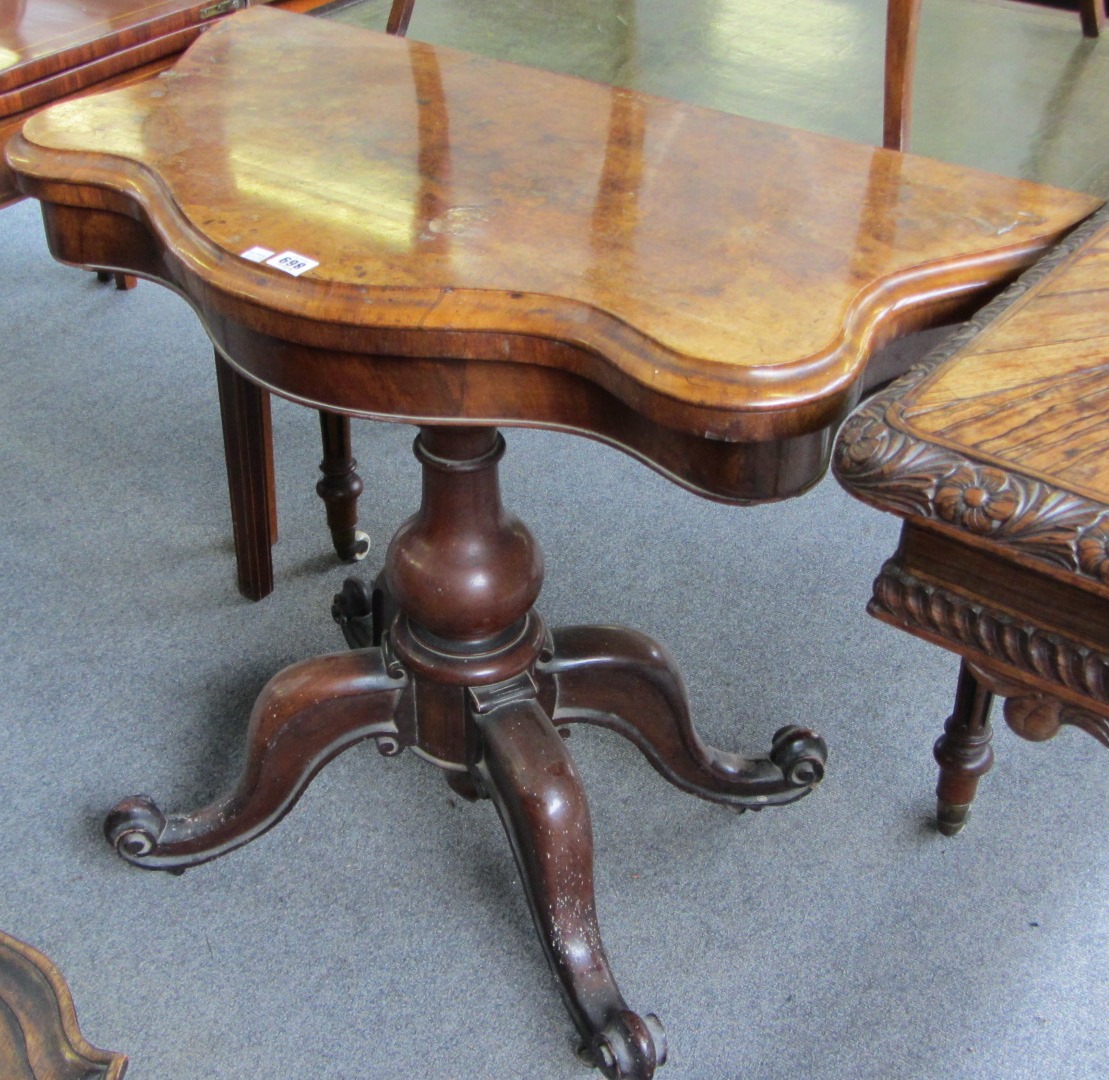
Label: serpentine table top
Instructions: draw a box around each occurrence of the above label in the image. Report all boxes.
[5,5,1100,502]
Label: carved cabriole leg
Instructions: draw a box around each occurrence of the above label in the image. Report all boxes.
[537,626,827,809]
[104,650,407,871]
[933,661,995,836]
[317,410,370,563]
[214,351,277,601]
[470,684,666,1080]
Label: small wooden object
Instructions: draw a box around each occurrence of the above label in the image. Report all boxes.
[835,205,1109,834]
[0,930,127,1080]
[6,9,1100,1076]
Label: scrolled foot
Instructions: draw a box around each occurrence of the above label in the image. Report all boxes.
[332,577,376,649]
[332,572,397,650]
[539,626,827,810]
[586,1011,667,1080]
[104,649,406,871]
[104,795,167,862]
[769,725,827,789]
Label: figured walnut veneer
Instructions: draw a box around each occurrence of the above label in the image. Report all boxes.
[835,206,1109,834]
[7,6,1099,500]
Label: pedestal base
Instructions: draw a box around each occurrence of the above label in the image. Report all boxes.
[103,427,826,1078]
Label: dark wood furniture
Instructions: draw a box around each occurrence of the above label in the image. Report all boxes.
[0,929,127,1080]
[835,205,1109,835]
[1,0,369,601]
[7,9,1099,1076]
[1080,0,1107,36]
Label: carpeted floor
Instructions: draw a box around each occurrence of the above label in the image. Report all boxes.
[2,2,1106,1078]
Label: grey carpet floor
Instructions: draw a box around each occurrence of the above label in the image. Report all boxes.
[1,186,1106,1077]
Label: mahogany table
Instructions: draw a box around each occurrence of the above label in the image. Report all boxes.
[835,204,1109,836]
[6,8,1099,1076]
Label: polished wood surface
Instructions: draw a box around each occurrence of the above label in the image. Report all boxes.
[892,224,1109,503]
[6,9,1101,1072]
[834,207,1109,833]
[0,0,228,96]
[10,7,1100,439]
[0,0,335,203]
[2,0,363,602]
[0,930,127,1080]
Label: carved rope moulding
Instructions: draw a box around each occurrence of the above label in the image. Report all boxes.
[871,560,1109,708]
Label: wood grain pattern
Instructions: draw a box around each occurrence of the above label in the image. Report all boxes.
[8,8,1097,433]
[0,0,336,205]
[886,221,1109,502]
[0,930,127,1080]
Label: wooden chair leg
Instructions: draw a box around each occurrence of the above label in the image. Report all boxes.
[883,0,923,151]
[317,411,369,563]
[1078,0,1104,38]
[94,269,137,289]
[214,350,277,601]
[386,0,417,35]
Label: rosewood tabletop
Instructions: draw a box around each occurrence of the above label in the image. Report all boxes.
[7,7,1099,502]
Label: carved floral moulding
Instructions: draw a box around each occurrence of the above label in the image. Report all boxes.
[833,204,1109,590]
[871,560,1109,748]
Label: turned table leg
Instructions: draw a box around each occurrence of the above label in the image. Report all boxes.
[934,660,995,836]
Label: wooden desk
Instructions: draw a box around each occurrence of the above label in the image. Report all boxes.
[6,8,1100,1077]
[835,205,1109,835]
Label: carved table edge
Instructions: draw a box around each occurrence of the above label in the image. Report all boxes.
[0,929,128,1079]
[870,559,1109,747]
[833,203,1109,589]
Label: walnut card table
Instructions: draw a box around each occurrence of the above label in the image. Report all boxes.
[835,205,1109,836]
[6,8,1100,1076]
